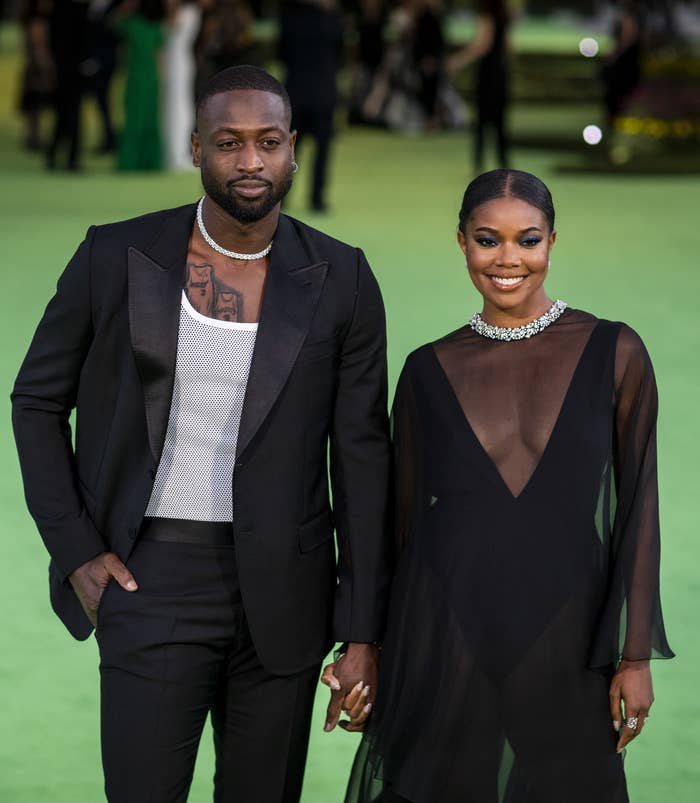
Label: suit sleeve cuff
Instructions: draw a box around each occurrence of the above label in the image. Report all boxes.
[37,508,108,582]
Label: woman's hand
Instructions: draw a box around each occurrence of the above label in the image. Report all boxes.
[320,643,379,733]
[609,659,654,752]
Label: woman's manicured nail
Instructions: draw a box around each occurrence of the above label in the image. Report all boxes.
[363,703,372,714]
[354,681,363,692]
[613,721,620,732]
[362,685,370,697]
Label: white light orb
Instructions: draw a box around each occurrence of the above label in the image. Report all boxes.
[579,37,600,58]
[583,125,603,145]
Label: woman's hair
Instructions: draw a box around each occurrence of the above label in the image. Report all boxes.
[458,169,555,232]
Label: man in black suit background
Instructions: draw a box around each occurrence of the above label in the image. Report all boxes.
[12,66,391,803]
[279,0,343,212]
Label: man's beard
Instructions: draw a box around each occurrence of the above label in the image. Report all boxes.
[201,161,294,224]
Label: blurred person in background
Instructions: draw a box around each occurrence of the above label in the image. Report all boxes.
[348,0,387,125]
[83,0,120,155]
[115,0,165,171]
[359,1,465,133]
[410,0,446,130]
[46,0,89,171]
[17,0,54,151]
[358,2,420,130]
[279,0,343,213]
[163,0,201,170]
[602,0,644,129]
[195,0,258,96]
[449,0,512,171]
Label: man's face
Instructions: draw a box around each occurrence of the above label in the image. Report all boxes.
[192,90,296,224]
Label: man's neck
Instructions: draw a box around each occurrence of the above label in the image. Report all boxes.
[201,196,280,255]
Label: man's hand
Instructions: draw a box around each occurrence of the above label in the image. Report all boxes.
[69,552,138,628]
[609,659,654,753]
[321,642,379,733]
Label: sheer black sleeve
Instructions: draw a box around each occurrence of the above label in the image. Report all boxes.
[391,361,422,555]
[590,325,674,666]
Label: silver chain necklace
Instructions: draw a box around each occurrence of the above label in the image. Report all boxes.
[470,300,568,341]
[196,197,273,261]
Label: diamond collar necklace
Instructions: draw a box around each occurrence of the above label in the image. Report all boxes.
[469,300,568,341]
[196,197,273,261]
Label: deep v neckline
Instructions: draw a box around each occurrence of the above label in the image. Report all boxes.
[427,323,600,501]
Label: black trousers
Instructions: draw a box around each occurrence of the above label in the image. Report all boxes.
[86,57,116,150]
[96,522,320,803]
[474,80,509,170]
[47,67,82,170]
[291,105,335,209]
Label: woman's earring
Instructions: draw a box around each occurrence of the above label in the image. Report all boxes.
[291,161,299,173]
[548,259,551,269]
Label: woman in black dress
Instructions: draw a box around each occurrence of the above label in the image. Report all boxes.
[330,169,673,803]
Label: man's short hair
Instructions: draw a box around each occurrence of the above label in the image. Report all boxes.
[195,66,292,129]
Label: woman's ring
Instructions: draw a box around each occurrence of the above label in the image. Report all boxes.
[625,716,639,730]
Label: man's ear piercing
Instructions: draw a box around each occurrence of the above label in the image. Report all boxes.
[292,161,299,173]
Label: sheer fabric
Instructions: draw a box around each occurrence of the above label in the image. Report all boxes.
[346,309,673,803]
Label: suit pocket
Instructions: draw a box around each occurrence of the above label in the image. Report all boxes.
[298,509,334,553]
[95,578,115,631]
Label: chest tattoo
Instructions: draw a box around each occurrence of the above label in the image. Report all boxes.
[185,262,244,322]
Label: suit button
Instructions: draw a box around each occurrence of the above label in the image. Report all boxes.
[128,527,138,540]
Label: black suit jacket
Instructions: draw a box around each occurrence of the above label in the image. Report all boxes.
[12,204,391,675]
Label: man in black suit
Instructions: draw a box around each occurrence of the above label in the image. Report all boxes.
[12,66,391,803]
[279,0,343,212]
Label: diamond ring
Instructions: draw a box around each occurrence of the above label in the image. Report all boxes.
[625,716,639,730]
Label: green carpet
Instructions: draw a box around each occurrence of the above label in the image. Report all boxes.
[1,30,698,803]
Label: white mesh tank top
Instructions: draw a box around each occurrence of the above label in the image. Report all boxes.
[145,291,257,521]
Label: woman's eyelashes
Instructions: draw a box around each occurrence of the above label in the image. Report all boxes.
[473,236,543,248]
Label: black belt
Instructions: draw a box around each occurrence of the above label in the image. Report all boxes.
[140,517,234,546]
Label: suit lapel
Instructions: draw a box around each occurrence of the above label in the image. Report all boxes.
[129,207,327,465]
[236,216,328,460]
[128,204,196,463]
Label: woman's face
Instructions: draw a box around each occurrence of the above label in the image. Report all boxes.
[458,196,556,321]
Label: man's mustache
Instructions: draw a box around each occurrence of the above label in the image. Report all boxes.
[227,178,273,188]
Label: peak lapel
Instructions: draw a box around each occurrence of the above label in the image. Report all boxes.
[236,216,328,460]
[128,204,196,463]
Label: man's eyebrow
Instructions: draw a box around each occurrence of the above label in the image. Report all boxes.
[211,126,286,135]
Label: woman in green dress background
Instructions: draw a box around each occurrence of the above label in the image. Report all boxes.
[116,0,165,171]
